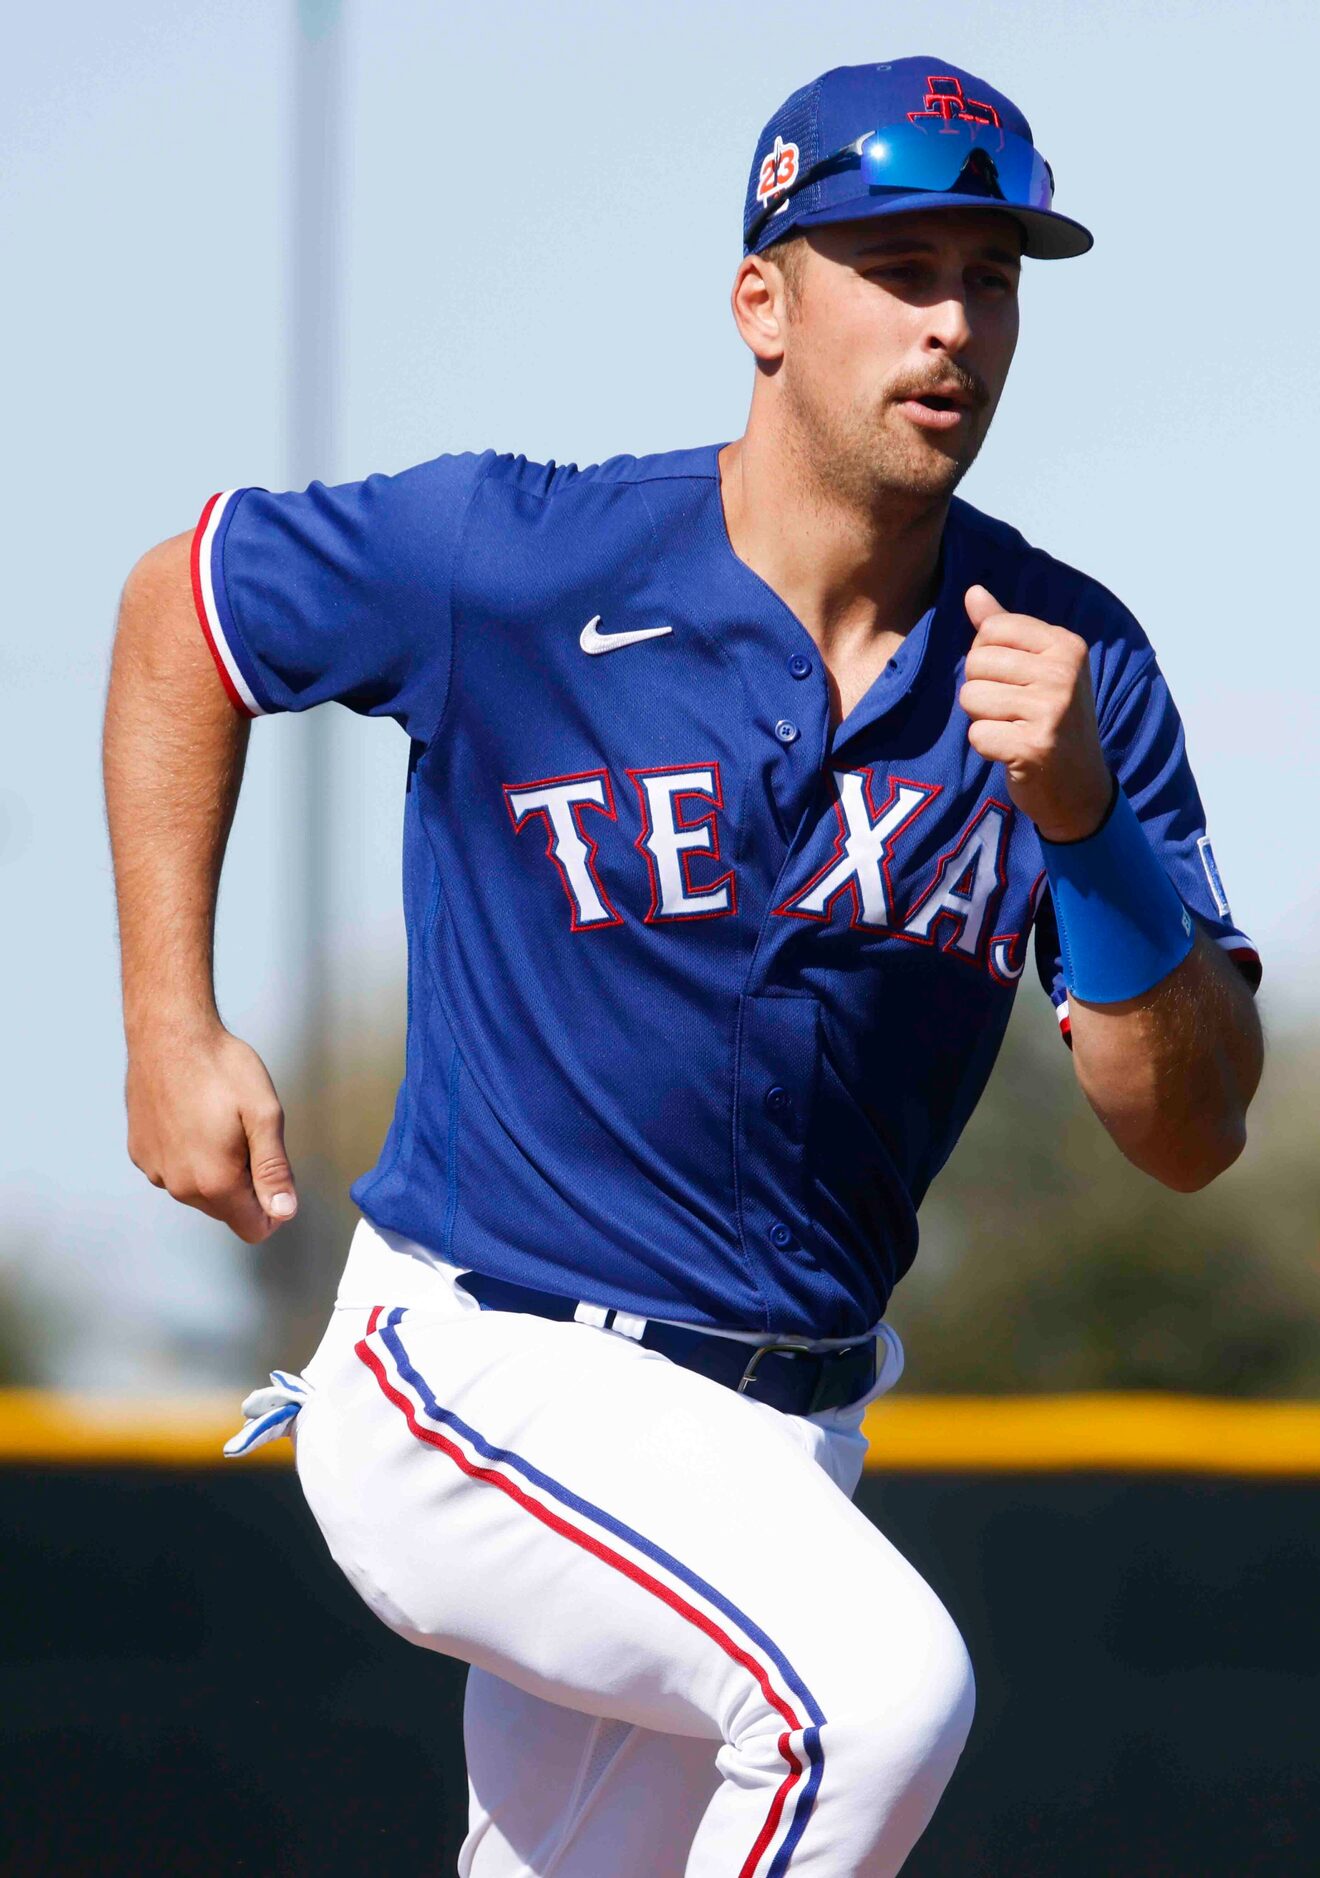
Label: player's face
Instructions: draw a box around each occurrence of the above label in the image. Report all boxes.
[776,209,1022,511]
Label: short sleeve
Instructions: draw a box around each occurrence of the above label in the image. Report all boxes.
[190,450,494,739]
[1035,654,1261,1038]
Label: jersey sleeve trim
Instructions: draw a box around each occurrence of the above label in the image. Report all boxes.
[190,491,268,717]
[1215,931,1263,991]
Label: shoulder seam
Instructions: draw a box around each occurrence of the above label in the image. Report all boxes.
[482,449,719,498]
[423,452,499,746]
[620,466,720,484]
[509,466,718,500]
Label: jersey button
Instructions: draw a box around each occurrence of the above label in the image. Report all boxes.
[769,1222,793,1249]
[774,719,800,745]
[787,653,812,680]
[764,1085,790,1116]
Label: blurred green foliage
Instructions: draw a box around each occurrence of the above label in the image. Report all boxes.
[890,995,1320,1395]
[258,986,1320,1397]
[0,1255,60,1386]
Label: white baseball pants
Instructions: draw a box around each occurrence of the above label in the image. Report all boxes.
[291,1220,975,1876]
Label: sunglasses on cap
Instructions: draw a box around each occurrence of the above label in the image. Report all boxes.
[745,117,1056,250]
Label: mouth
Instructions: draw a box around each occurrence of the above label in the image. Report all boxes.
[895,392,973,432]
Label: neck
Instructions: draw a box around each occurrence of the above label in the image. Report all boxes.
[717,412,949,658]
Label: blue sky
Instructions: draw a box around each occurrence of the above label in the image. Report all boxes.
[3,0,1315,1384]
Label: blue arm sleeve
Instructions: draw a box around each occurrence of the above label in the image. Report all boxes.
[1035,653,1261,1035]
[191,450,494,740]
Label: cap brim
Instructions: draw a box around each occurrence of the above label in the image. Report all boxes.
[762,189,1094,261]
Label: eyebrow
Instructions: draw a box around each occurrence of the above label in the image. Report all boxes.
[854,236,1023,268]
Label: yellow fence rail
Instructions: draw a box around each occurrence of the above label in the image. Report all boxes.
[2,1389,1319,1475]
[859,1394,1320,1476]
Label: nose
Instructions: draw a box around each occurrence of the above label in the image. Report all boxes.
[923,293,973,356]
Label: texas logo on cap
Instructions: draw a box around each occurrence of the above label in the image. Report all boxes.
[907,73,1001,128]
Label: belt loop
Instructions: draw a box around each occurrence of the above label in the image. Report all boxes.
[806,1361,835,1418]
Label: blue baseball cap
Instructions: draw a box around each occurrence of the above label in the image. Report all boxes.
[743,58,1093,261]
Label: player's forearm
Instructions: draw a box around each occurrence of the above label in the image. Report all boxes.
[1067,932,1263,1191]
[103,532,248,1047]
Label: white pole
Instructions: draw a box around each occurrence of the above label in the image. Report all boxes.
[281,0,345,1328]
[291,0,343,485]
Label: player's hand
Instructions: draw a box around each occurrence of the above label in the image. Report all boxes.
[960,585,1113,843]
[125,1022,298,1244]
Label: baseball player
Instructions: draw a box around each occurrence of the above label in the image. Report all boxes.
[105,55,1263,1876]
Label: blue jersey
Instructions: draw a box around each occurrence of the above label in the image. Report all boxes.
[192,443,1260,1339]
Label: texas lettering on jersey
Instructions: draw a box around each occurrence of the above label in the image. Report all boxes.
[504,760,1026,980]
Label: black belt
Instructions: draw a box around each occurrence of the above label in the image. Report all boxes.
[457,1270,877,1417]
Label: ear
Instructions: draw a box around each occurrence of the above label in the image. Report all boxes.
[730,253,790,364]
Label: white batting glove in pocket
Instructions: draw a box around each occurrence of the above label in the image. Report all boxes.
[222,1369,314,1457]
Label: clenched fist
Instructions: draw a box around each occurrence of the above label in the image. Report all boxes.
[126,1022,298,1245]
[960,584,1113,844]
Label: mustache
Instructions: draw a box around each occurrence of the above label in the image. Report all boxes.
[887,365,990,409]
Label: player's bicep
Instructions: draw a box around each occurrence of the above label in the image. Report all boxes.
[116,527,240,714]
[190,450,494,738]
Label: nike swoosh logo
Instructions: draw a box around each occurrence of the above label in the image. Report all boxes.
[579,615,673,656]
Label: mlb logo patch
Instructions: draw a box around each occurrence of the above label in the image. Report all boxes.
[757,136,799,204]
[1197,835,1231,918]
